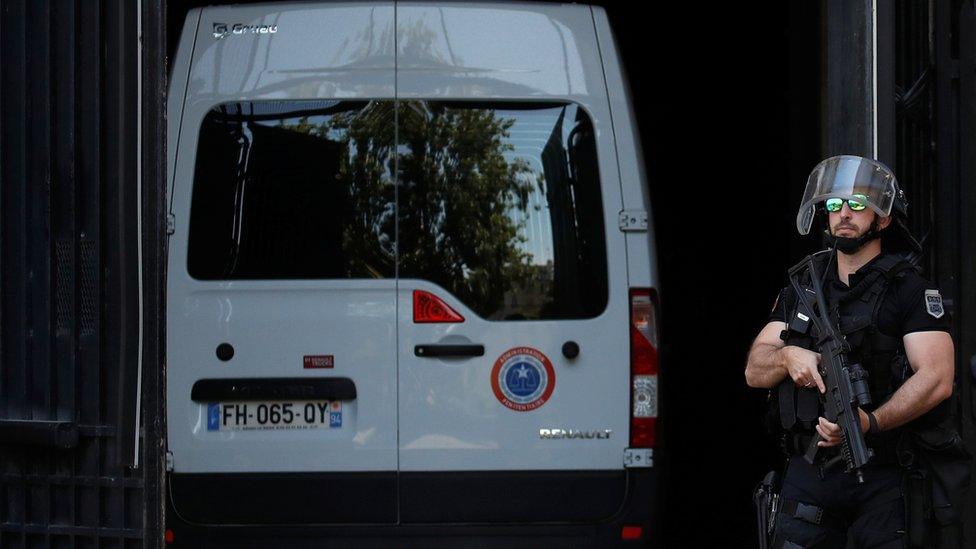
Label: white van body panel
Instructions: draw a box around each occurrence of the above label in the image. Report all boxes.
[396,3,600,100]
[168,1,641,475]
[591,7,658,290]
[167,281,398,473]
[166,3,399,473]
[167,9,200,212]
[185,3,396,101]
[398,282,629,471]
[394,4,629,471]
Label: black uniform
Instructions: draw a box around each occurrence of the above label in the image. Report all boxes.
[766,251,951,549]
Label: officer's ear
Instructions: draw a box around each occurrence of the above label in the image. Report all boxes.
[877,214,893,230]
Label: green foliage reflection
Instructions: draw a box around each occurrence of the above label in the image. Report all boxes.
[397,101,536,318]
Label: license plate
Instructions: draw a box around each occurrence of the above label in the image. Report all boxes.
[206,400,342,431]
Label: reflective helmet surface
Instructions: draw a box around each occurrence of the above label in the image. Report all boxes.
[796,155,904,235]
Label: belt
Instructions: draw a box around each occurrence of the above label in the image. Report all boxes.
[779,498,847,530]
[782,432,901,466]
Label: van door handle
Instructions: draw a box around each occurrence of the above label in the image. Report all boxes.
[414,344,485,357]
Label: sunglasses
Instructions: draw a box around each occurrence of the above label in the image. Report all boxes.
[824,194,869,212]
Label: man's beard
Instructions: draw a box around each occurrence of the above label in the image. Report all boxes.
[830,218,881,254]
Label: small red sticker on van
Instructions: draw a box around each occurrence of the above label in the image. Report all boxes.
[303,355,334,369]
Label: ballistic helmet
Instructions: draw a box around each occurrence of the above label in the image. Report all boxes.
[796,155,917,254]
[796,155,907,235]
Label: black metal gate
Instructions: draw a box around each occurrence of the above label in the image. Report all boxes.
[929,1,976,546]
[0,0,166,546]
[890,1,976,546]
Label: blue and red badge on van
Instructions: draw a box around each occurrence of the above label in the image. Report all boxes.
[491,347,555,412]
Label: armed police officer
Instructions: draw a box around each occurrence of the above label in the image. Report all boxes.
[745,156,957,548]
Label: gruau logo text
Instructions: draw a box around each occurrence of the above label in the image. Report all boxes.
[213,22,278,39]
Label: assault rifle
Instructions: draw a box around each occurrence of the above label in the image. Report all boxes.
[787,253,874,483]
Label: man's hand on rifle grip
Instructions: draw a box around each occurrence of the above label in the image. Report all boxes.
[782,345,825,393]
[815,409,871,447]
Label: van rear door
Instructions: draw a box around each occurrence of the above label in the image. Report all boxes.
[165,3,399,525]
[393,4,631,523]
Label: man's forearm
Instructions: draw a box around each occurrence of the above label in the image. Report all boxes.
[745,343,789,388]
[873,369,950,432]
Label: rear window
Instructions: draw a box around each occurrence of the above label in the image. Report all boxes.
[187,100,608,320]
[397,101,607,320]
[187,100,396,280]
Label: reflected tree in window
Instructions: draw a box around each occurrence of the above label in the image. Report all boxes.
[312,102,397,278]
[396,101,536,318]
[188,101,397,279]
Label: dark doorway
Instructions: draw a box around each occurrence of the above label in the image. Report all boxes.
[606,3,823,546]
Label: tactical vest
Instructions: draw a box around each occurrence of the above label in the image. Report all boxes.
[769,252,918,455]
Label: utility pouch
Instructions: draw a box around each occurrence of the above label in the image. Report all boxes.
[905,467,931,548]
[788,310,811,335]
[898,418,973,549]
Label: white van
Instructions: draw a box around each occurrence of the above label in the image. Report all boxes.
[166,2,660,545]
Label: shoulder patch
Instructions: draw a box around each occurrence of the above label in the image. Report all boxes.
[924,289,945,319]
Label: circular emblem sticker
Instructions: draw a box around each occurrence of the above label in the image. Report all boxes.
[491,346,555,412]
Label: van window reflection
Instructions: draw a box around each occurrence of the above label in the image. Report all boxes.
[398,101,607,320]
[187,100,608,321]
[187,101,396,280]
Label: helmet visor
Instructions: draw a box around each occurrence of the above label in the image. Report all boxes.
[796,155,898,235]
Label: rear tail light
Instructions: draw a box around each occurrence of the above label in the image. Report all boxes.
[621,525,644,540]
[630,288,660,448]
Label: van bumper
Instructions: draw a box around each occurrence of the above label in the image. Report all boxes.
[165,468,660,547]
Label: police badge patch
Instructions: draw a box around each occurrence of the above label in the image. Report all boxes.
[491,347,556,412]
[924,289,945,319]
